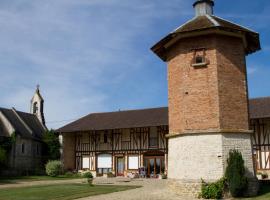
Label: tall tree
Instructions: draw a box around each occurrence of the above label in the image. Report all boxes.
[43,130,60,160]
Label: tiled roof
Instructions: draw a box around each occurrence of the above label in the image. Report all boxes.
[57,107,168,133]
[151,15,261,61]
[58,98,270,133]
[0,108,46,140]
[249,97,270,119]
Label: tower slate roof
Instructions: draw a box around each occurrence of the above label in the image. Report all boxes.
[151,14,261,61]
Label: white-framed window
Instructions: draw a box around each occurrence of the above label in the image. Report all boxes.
[128,155,139,170]
[82,157,90,169]
[98,154,112,168]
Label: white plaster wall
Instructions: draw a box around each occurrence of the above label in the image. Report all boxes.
[168,134,224,181]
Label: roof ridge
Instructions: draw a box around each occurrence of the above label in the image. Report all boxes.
[206,14,220,26]
[91,107,168,115]
[172,16,197,33]
[250,96,270,100]
[12,108,33,135]
[212,15,258,34]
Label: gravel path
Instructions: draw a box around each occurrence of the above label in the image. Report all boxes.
[80,178,196,200]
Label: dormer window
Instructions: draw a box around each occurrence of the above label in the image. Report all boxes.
[192,48,208,67]
[195,55,204,64]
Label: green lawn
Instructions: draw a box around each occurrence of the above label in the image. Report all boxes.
[0,175,82,184]
[0,183,140,200]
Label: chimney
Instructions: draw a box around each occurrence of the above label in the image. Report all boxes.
[193,0,214,16]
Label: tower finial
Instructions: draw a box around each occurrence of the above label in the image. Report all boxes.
[193,0,214,16]
[36,84,40,92]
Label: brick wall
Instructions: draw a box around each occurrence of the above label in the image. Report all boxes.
[167,34,249,134]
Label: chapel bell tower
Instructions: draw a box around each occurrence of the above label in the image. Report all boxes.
[151,0,261,196]
[31,85,45,126]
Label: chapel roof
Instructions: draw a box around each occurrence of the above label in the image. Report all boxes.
[0,107,46,140]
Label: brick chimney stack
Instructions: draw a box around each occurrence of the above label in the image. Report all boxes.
[193,0,214,16]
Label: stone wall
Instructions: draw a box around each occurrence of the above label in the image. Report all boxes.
[168,132,257,197]
[168,133,223,181]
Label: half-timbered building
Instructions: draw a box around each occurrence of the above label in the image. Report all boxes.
[58,97,270,177]
[58,108,168,177]
[250,97,270,172]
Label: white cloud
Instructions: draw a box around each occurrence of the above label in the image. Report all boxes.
[0,0,189,128]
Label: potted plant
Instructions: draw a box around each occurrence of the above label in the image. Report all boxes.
[83,171,93,185]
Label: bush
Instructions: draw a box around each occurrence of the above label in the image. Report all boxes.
[45,160,63,177]
[82,171,93,179]
[225,150,247,197]
[200,178,226,199]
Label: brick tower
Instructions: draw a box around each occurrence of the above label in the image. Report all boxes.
[151,0,261,196]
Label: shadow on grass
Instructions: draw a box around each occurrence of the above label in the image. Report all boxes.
[239,184,270,200]
[0,175,83,185]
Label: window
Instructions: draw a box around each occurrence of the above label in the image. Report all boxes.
[192,48,208,67]
[195,55,204,64]
[97,154,112,175]
[82,157,90,169]
[33,102,38,114]
[149,131,158,148]
[21,143,25,154]
[128,155,139,169]
[104,133,108,143]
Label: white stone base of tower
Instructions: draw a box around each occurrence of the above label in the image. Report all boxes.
[167,132,259,197]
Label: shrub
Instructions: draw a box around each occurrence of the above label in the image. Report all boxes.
[200,178,226,199]
[45,160,63,177]
[225,150,247,197]
[83,171,93,179]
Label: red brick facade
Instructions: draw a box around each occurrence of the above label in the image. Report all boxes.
[167,34,249,134]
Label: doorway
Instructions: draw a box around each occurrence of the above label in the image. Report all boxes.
[116,157,125,176]
[144,156,165,178]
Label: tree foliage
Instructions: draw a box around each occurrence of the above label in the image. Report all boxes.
[225,150,247,197]
[43,130,60,160]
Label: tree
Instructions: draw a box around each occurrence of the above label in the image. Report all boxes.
[225,150,247,197]
[43,130,60,160]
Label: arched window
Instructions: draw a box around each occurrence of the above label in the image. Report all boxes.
[33,102,38,114]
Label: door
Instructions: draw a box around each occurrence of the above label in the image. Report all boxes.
[144,156,165,178]
[116,157,125,176]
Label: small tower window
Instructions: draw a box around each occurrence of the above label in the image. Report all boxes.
[195,55,204,64]
[192,48,208,67]
[33,102,38,114]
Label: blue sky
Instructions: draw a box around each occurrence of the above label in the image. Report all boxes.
[0,0,269,129]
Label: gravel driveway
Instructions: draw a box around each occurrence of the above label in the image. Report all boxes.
[80,178,196,200]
